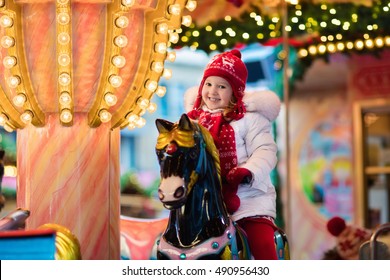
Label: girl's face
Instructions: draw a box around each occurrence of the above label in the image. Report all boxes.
[201,76,233,110]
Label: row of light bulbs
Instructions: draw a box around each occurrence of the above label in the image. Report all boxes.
[0,1,45,131]
[298,36,390,58]
[122,1,195,130]
[179,1,389,56]
[1,14,27,129]
[92,0,196,130]
[0,0,197,131]
[57,0,74,125]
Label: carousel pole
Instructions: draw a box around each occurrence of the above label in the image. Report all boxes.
[281,0,292,250]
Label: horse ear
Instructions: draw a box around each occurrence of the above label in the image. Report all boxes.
[155,119,174,133]
[178,114,193,131]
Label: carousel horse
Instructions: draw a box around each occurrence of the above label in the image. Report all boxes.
[155,114,289,260]
[155,114,249,260]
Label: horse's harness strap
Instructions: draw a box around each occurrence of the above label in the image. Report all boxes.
[158,222,236,260]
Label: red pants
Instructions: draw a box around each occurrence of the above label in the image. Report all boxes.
[237,216,278,260]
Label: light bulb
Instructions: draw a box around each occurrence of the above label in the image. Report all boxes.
[154,42,167,54]
[0,113,8,125]
[308,45,317,55]
[58,73,71,86]
[58,32,70,45]
[139,108,146,116]
[327,43,336,53]
[3,123,13,133]
[162,68,172,80]
[355,40,364,50]
[137,98,150,110]
[128,122,136,130]
[3,56,17,69]
[156,23,169,35]
[59,92,72,105]
[169,32,179,44]
[112,55,126,68]
[147,102,157,113]
[166,51,176,62]
[99,109,112,123]
[375,37,384,47]
[114,35,128,48]
[298,49,308,58]
[60,109,72,123]
[109,75,122,88]
[20,111,33,124]
[4,165,17,177]
[57,13,70,25]
[145,80,158,92]
[7,76,21,88]
[13,93,27,107]
[181,16,192,27]
[136,117,146,128]
[0,15,13,28]
[1,36,15,48]
[336,42,345,51]
[126,113,139,123]
[104,93,117,106]
[385,36,390,46]
[155,86,166,97]
[58,54,71,66]
[115,16,129,28]
[186,1,197,12]
[151,61,164,73]
[169,4,181,16]
[365,39,374,48]
[121,0,135,7]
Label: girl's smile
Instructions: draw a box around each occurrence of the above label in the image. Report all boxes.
[201,76,233,110]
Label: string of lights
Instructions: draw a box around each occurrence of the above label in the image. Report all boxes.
[176,0,390,59]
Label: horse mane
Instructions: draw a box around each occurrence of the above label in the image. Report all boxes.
[196,123,221,182]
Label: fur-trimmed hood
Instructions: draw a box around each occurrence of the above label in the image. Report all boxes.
[243,90,281,122]
[183,86,281,122]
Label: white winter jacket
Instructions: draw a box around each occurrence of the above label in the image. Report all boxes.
[184,88,281,221]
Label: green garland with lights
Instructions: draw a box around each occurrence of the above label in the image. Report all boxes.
[176,0,390,74]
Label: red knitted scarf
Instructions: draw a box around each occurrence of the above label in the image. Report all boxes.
[194,110,237,177]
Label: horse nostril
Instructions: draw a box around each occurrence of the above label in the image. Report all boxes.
[174,186,185,199]
[158,189,164,200]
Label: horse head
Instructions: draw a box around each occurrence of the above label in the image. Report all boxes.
[155,114,220,210]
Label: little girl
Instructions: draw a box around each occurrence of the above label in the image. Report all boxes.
[186,49,281,260]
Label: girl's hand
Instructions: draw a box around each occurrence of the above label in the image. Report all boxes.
[226,167,252,185]
[222,167,252,214]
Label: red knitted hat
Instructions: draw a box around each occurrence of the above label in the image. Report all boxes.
[192,49,248,120]
[327,216,372,260]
